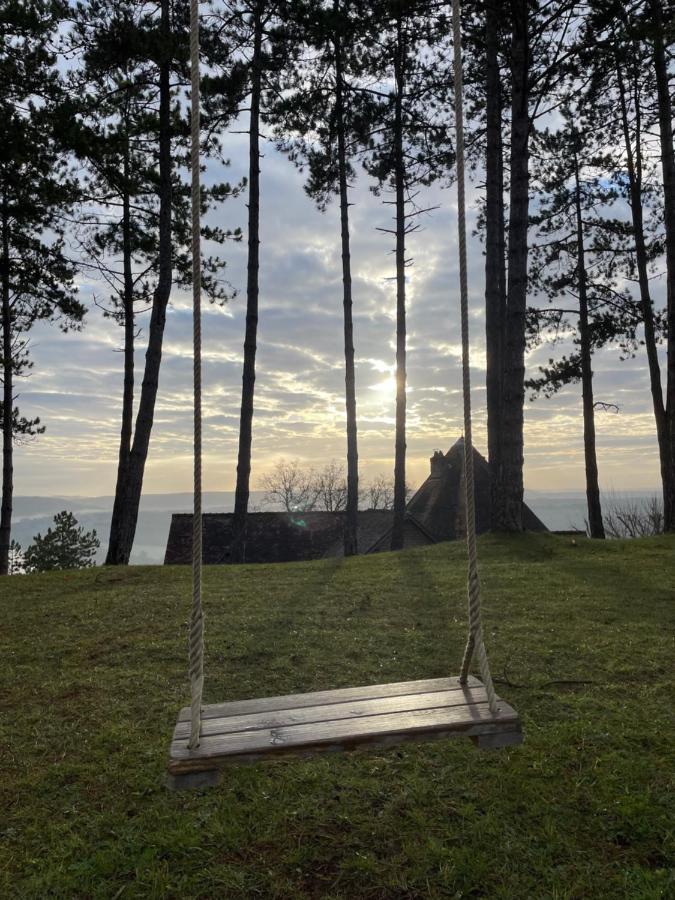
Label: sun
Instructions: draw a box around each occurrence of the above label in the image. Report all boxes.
[370,375,397,398]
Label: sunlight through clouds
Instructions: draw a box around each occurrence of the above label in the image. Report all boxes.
[12,140,665,497]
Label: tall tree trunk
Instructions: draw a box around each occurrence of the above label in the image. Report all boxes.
[106,0,173,565]
[232,2,263,562]
[650,0,675,531]
[0,199,12,575]
[616,56,670,522]
[105,151,135,564]
[391,15,407,552]
[495,0,529,532]
[573,149,604,539]
[334,0,358,556]
[484,0,506,522]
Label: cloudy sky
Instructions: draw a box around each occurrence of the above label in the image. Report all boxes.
[16,130,666,499]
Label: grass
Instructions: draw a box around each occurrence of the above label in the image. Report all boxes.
[1,532,674,899]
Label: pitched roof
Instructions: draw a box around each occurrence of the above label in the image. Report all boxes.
[408,438,547,539]
[164,510,395,566]
[364,513,439,554]
[321,510,394,557]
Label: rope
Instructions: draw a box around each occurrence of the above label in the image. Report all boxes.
[188,0,204,750]
[183,0,496,743]
[451,0,498,714]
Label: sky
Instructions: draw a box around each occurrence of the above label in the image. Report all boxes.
[14,130,667,499]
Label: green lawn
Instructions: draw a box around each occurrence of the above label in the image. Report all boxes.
[1,533,674,899]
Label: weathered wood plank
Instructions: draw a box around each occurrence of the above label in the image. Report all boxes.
[168,714,522,774]
[177,675,482,723]
[172,685,490,741]
[167,677,523,779]
[170,700,519,768]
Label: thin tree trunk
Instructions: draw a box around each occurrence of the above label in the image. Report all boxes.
[497,138,507,329]
[334,0,358,556]
[573,149,604,539]
[391,14,407,552]
[496,0,529,532]
[232,2,263,562]
[106,0,173,565]
[484,0,506,522]
[650,0,675,531]
[105,149,135,564]
[0,199,12,575]
[616,56,670,521]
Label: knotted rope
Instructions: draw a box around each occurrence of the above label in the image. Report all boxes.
[451,0,498,714]
[188,0,204,749]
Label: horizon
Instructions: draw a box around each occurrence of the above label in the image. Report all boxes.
[13,483,664,500]
[12,485,664,567]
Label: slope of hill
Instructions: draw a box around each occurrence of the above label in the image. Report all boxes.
[1,534,673,898]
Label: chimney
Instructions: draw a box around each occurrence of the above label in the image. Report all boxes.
[430,450,446,477]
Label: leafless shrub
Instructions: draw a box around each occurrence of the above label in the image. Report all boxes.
[602,495,663,539]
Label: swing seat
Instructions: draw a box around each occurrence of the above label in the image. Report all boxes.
[167,675,521,789]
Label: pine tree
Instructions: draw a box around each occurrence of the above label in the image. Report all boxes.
[582,1,673,532]
[1,342,46,450]
[269,0,375,555]
[66,0,241,566]
[206,1,299,561]
[527,113,640,538]
[68,0,167,569]
[482,0,508,514]
[645,0,675,530]
[484,0,579,531]
[24,511,100,572]
[362,0,453,551]
[233,0,264,562]
[101,0,174,565]
[0,0,85,576]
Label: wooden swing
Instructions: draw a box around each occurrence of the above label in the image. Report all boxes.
[167,0,522,790]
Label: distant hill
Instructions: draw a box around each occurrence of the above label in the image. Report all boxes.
[11,489,661,564]
[12,492,266,564]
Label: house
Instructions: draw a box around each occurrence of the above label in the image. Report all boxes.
[163,438,547,565]
[374,437,547,546]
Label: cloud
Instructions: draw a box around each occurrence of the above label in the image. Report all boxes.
[13,136,665,498]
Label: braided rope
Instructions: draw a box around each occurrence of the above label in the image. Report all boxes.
[451,0,498,714]
[188,0,204,750]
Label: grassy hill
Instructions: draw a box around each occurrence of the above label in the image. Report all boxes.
[1,534,674,898]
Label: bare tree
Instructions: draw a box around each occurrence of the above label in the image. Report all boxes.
[364,474,411,510]
[261,460,317,512]
[313,461,348,512]
[366,474,394,510]
[261,460,417,517]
